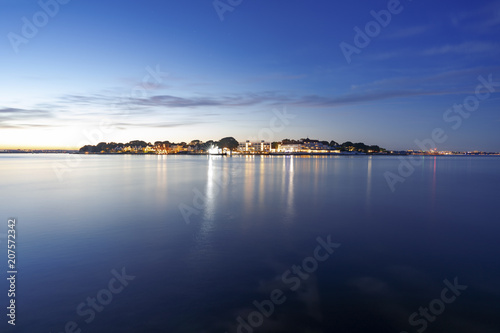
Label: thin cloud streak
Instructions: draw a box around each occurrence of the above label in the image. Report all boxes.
[450,1,500,32]
[422,41,500,56]
[0,108,54,125]
[112,121,204,129]
[6,82,496,128]
[0,124,56,129]
[351,66,500,91]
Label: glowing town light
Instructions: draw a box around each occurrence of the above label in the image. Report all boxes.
[208,145,220,155]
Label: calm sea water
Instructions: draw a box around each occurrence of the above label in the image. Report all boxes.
[0,154,499,333]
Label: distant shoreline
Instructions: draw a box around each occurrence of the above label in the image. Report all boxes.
[1,151,499,156]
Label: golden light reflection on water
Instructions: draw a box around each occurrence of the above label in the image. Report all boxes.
[366,156,372,209]
[258,156,266,210]
[193,155,399,228]
[243,155,256,215]
[204,156,217,222]
[156,155,168,190]
[194,156,220,245]
[431,156,437,209]
[236,155,298,223]
[285,156,295,222]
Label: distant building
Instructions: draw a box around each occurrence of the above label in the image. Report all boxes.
[238,140,272,153]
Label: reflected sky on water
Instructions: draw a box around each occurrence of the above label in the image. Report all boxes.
[0,154,499,333]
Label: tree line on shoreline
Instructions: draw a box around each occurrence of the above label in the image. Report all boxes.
[79,137,385,154]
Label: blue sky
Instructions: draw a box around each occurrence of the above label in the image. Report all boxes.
[1,0,499,150]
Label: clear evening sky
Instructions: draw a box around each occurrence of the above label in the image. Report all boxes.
[1,0,499,150]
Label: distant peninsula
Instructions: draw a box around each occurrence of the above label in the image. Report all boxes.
[78,137,386,155]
